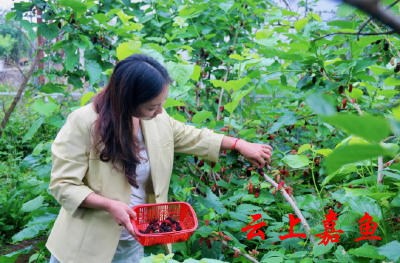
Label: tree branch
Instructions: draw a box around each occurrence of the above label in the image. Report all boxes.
[0,46,43,137]
[377,156,384,184]
[344,91,363,116]
[343,0,400,35]
[313,30,395,41]
[257,168,316,245]
[356,0,400,40]
[209,234,260,263]
[382,135,396,142]
[5,62,25,78]
[4,20,36,51]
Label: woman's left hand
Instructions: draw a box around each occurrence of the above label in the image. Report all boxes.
[236,140,273,169]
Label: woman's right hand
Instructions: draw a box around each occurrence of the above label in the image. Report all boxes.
[106,200,139,241]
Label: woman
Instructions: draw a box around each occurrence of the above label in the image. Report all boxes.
[46,54,273,263]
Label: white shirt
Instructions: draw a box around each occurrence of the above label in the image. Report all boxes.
[120,124,151,241]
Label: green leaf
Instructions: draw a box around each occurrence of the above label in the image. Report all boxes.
[21,196,44,212]
[195,226,214,238]
[350,88,363,99]
[256,29,274,40]
[267,112,297,134]
[316,149,333,156]
[380,170,400,180]
[384,77,400,86]
[64,50,80,71]
[116,10,134,24]
[85,60,102,86]
[0,245,34,263]
[6,11,17,21]
[32,143,43,156]
[219,2,234,13]
[81,92,95,106]
[223,101,238,114]
[336,3,357,17]
[305,93,336,116]
[348,196,382,221]
[37,23,59,41]
[116,41,142,60]
[392,105,400,121]
[12,224,48,243]
[190,65,201,81]
[298,144,311,154]
[32,100,58,117]
[163,98,185,109]
[348,245,385,259]
[192,110,212,124]
[210,78,251,93]
[165,61,194,85]
[79,35,93,49]
[58,0,87,12]
[282,10,300,16]
[22,116,46,144]
[236,204,262,215]
[193,188,226,214]
[391,194,400,207]
[294,18,308,32]
[282,155,310,168]
[326,144,395,174]
[93,13,110,23]
[192,111,212,124]
[377,240,400,262]
[229,54,245,61]
[312,241,334,257]
[311,13,322,22]
[321,114,391,143]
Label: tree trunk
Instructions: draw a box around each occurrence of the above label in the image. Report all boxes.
[0,48,43,138]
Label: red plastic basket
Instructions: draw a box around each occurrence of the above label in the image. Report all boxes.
[130,202,198,246]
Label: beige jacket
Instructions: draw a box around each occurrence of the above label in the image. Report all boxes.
[45,103,225,263]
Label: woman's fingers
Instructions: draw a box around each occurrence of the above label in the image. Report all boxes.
[261,151,272,163]
[127,208,137,221]
[263,145,273,151]
[124,217,136,237]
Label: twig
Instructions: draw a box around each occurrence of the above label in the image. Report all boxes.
[377,156,384,184]
[297,113,317,120]
[379,151,400,184]
[216,27,240,121]
[342,0,400,35]
[313,30,395,41]
[210,235,259,263]
[281,0,292,11]
[4,20,36,51]
[211,170,221,196]
[5,62,26,78]
[344,91,363,116]
[357,18,374,40]
[257,168,316,245]
[382,136,396,142]
[356,0,400,40]
[186,161,196,175]
[217,66,230,121]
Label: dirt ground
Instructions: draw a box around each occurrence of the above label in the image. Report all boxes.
[1,237,48,263]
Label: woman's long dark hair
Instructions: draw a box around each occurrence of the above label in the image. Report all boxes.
[91,54,172,188]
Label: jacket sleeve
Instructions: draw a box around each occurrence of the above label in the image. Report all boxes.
[49,109,94,219]
[163,108,225,162]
